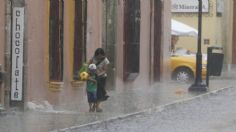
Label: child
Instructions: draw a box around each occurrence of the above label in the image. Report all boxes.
[86,64,97,112]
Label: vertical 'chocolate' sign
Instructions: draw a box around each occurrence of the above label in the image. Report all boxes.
[11,7,24,101]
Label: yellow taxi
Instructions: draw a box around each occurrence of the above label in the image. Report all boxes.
[171,48,207,83]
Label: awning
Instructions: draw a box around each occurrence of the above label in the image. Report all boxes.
[171,19,198,37]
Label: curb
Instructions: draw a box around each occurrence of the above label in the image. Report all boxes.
[52,85,234,132]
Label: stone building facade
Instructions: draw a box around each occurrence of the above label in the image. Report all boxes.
[0,0,173,109]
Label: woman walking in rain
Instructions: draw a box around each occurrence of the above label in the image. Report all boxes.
[89,48,110,112]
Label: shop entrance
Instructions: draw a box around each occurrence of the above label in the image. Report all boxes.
[102,0,117,89]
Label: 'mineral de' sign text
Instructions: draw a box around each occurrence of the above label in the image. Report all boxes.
[172,0,209,13]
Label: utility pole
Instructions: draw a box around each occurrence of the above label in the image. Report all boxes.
[188,0,207,92]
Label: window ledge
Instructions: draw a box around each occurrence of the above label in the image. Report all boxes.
[48,82,64,91]
[71,80,85,88]
[125,73,139,81]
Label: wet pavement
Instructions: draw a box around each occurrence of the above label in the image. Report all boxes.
[74,84,236,132]
[0,70,236,132]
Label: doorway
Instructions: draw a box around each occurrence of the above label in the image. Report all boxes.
[153,0,162,81]
[102,0,117,90]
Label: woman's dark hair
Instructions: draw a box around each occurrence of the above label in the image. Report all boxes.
[94,48,105,57]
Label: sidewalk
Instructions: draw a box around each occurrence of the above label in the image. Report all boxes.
[66,84,236,132]
[0,78,235,132]
[52,67,236,132]
[52,79,236,132]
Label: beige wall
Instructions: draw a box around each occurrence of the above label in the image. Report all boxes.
[25,0,49,102]
[24,0,172,106]
[222,0,233,65]
[64,0,75,83]
[115,0,125,89]
[25,0,81,105]
[86,0,103,60]
[24,0,105,105]
[162,0,172,81]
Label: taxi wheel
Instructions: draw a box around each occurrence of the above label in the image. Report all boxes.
[173,67,194,83]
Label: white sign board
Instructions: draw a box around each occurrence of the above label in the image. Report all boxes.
[11,7,24,101]
[172,0,209,13]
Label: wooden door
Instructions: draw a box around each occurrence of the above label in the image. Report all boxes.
[153,0,162,81]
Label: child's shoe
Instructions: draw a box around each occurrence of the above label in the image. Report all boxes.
[89,107,95,112]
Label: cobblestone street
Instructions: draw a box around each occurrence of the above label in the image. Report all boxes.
[67,86,236,132]
[1,79,234,132]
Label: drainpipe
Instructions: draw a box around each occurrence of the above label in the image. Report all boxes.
[4,0,12,109]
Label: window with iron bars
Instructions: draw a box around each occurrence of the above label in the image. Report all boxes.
[73,0,87,80]
[123,0,140,81]
[49,0,64,81]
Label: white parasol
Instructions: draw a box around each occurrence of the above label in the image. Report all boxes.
[171,19,198,37]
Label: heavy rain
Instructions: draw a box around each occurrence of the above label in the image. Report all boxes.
[0,0,236,132]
